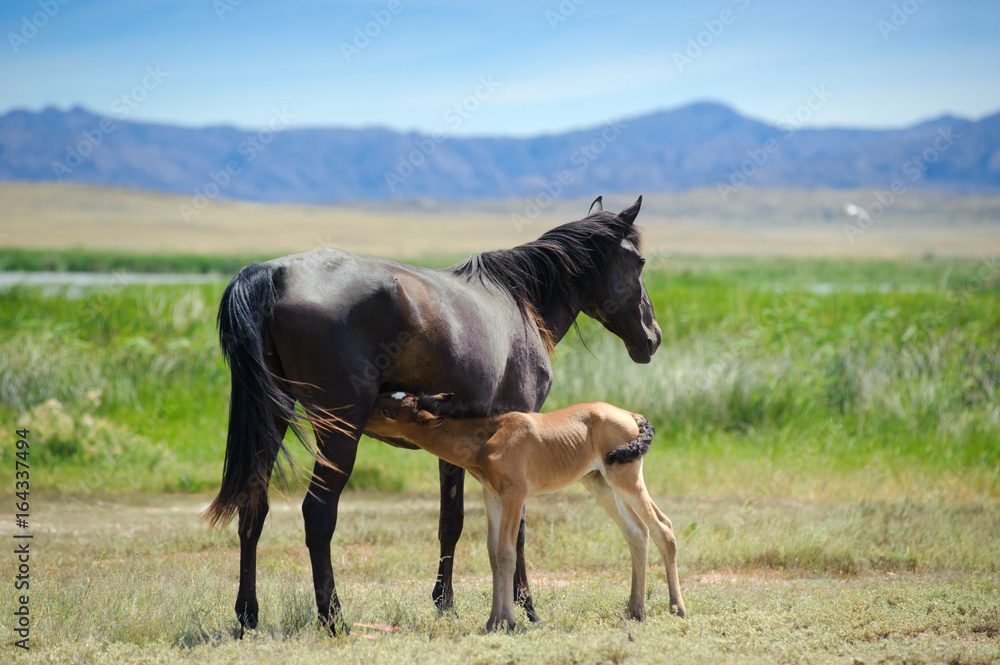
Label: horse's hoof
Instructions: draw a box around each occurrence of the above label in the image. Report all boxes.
[523,604,541,624]
[320,612,351,636]
[432,584,454,613]
[235,598,259,636]
[517,594,541,623]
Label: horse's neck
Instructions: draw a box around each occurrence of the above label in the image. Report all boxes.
[535,293,584,347]
[543,305,582,346]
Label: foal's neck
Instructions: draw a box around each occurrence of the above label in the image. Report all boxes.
[389,416,504,470]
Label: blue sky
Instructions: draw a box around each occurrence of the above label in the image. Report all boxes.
[2,0,998,136]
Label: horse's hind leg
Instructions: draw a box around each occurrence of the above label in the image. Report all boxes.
[235,410,285,634]
[433,460,465,612]
[298,380,387,635]
[301,401,366,634]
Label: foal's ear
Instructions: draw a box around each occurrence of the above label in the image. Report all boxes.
[429,392,454,404]
[588,195,603,215]
[416,410,444,428]
[618,195,643,225]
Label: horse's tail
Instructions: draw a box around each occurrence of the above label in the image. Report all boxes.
[205,262,296,528]
[605,416,654,465]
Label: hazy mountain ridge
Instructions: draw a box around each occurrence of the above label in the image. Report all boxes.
[1,102,997,203]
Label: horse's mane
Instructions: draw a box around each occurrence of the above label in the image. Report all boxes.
[451,212,642,352]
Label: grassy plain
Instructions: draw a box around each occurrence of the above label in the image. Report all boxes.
[3,181,1000,258]
[0,493,998,664]
[0,253,998,663]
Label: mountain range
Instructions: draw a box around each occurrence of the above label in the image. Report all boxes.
[1,102,998,204]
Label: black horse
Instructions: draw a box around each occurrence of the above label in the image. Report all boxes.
[206,195,662,633]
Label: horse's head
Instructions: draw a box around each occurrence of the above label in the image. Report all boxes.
[370,391,451,429]
[581,196,662,364]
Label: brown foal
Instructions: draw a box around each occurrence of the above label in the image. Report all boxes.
[366,391,685,632]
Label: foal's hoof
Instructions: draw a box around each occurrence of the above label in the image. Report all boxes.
[671,604,687,619]
[485,616,517,633]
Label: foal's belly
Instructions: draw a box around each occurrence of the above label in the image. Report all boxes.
[525,457,602,497]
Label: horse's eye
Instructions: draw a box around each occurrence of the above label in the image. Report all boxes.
[380,407,393,418]
[639,257,646,267]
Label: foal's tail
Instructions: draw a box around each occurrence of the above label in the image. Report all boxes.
[605,416,654,465]
[205,262,297,528]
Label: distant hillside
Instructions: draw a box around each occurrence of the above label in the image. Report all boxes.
[1,103,998,203]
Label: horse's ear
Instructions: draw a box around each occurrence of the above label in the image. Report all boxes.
[619,195,642,226]
[430,392,454,403]
[588,196,603,215]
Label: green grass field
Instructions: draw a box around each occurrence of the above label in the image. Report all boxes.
[1,253,998,663]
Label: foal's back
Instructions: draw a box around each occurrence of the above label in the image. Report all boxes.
[492,403,643,495]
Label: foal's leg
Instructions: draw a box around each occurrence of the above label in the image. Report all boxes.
[482,490,504,630]
[606,462,686,618]
[581,472,649,620]
[235,410,284,634]
[437,467,537,622]
[484,488,524,632]
[433,460,465,612]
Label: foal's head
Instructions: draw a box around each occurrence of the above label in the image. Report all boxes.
[370,391,453,429]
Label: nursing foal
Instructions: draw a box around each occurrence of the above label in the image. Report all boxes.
[366,391,685,631]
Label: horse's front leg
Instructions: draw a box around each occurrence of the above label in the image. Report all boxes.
[433,460,466,612]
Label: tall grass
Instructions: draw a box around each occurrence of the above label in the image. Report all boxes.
[0,247,275,275]
[0,257,997,498]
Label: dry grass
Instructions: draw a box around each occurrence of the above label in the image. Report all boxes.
[2,182,998,258]
[1,492,997,664]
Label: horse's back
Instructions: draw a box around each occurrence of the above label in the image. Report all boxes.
[263,248,550,413]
